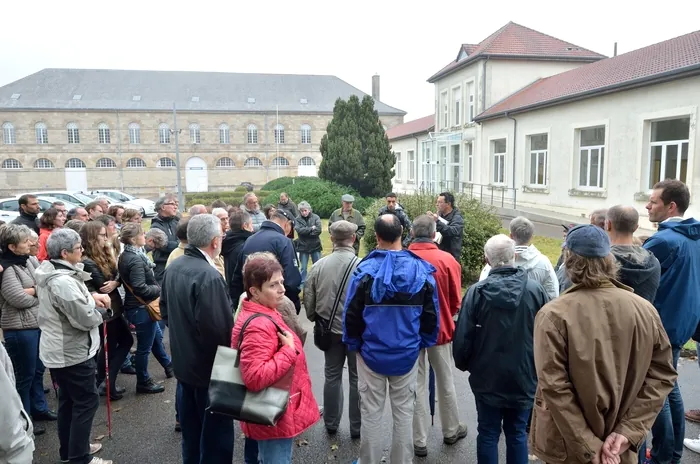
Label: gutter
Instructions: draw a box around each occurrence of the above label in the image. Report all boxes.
[388,127,435,143]
[481,57,489,116]
[505,112,517,190]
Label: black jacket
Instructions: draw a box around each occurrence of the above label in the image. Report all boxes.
[118,249,160,310]
[453,266,549,408]
[294,213,322,253]
[229,221,302,311]
[221,229,252,285]
[82,257,122,320]
[611,245,661,303]
[436,208,464,261]
[11,211,40,235]
[161,246,233,388]
[378,206,412,247]
[150,215,180,285]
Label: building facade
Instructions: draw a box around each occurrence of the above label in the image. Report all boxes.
[387,115,434,194]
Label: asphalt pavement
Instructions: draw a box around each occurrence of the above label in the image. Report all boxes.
[33,312,700,464]
[500,218,569,240]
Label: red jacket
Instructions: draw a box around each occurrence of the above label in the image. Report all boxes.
[37,228,53,262]
[231,299,320,440]
[409,241,462,345]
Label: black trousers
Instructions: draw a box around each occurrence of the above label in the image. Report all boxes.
[96,316,133,390]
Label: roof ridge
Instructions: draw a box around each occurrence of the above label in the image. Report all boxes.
[41,67,339,79]
[473,22,513,54]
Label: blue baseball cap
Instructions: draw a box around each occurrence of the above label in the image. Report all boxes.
[565,224,611,258]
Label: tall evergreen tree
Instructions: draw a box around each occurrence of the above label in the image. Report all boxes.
[319,95,394,197]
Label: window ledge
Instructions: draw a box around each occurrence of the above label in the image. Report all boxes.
[488,184,509,191]
[523,185,550,194]
[462,122,477,129]
[634,191,651,202]
[568,188,607,198]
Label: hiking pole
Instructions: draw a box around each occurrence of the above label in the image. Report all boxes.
[103,323,112,438]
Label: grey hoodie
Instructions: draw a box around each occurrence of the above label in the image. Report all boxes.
[611,245,661,303]
[480,244,559,300]
[0,342,34,463]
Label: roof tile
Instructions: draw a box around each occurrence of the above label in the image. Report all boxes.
[386,115,435,140]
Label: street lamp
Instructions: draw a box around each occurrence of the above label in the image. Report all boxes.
[171,102,184,212]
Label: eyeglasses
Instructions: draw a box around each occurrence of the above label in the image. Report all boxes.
[164,202,178,206]
[98,233,108,238]
[71,245,84,252]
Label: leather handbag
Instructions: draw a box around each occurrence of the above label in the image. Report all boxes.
[122,281,161,322]
[207,313,293,425]
[313,257,358,351]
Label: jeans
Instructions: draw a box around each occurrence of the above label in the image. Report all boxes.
[475,399,531,464]
[650,346,683,464]
[299,250,321,285]
[52,357,100,464]
[125,306,171,384]
[323,334,360,435]
[257,438,294,463]
[3,328,49,416]
[95,316,133,392]
[176,381,234,464]
[244,438,259,464]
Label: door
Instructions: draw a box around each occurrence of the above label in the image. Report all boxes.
[185,157,208,192]
[65,169,88,191]
[297,156,317,177]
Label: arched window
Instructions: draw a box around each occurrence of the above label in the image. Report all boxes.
[98,123,111,144]
[2,122,15,144]
[244,157,263,168]
[216,157,235,168]
[65,158,86,168]
[35,123,48,144]
[298,156,316,166]
[271,157,289,167]
[219,124,230,144]
[34,158,55,169]
[67,123,80,144]
[274,124,284,144]
[300,124,311,144]
[247,124,258,144]
[157,157,176,168]
[2,158,22,169]
[159,123,170,144]
[126,158,147,168]
[129,123,141,144]
[189,123,200,144]
[96,158,117,168]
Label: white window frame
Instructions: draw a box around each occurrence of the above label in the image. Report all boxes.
[408,150,415,183]
[34,158,54,169]
[440,91,449,130]
[219,124,230,144]
[129,123,141,144]
[448,143,461,189]
[491,138,507,185]
[244,157,263,168]
[248,124,258,144]
[216,157,235,168]
[157,157,176,168]
[96,158,117,169]
[577,125,606,190]
[528,132,549,187]
[466,80,475,123]
[67,123,80,144]
[126,157,147,168]
[466,141,474,182]
[300,124,311,144]
[647,117,691,189]
[274,124,285,144]
[299,156,315,166]
[2,122,16,144]
[189,124,200,144]
[35,123,48,144]
[451,86,462,127]
[2,158,22,169]
[271,156,289,167]
[159,123,171,144]
[395,151,402,181]
[98,123,111,144]
[65,158,86,168]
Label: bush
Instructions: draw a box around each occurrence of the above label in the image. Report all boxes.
[233,185,249,193]
[363,193,501,283]
[261,176,319,191]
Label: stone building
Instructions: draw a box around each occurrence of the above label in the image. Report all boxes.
[0,69,405,197]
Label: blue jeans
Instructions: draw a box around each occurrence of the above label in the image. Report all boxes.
[176,381,234,464]
[257,438,294,463]
[125,306,171,384]
[3,328,49,415]
[299,250,321,285]
[650,346,683,464]
[475,399,531,464]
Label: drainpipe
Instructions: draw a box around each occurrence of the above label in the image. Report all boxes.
[505,112,517,191]
[115,111,124,191]
[481,57,489,114]
[413,134,420,192]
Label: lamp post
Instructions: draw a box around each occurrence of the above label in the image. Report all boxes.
[171,102,184,212]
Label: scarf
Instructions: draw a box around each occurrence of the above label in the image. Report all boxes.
[0,251,30,282]
[123,244,155,269]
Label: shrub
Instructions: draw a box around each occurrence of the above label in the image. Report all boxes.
[363,193,501,283]
[234,185,248,193]
[261,176,319,191]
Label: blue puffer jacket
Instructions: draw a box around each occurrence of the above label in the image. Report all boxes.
[342,249,439,376]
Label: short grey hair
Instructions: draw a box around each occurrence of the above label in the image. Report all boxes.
[188,204,207,216]
[509,216,535,246]
[484,234,515,269]
[47,228,81,260]
[412,215,436,239]
[606,205,639,235]
[28,230,39,241]
[0,224,33,253]
[187,214,221,248]
[145,228,168,249]
[298,201,312,212]
[155,194,177,212]
[211,207,228,217]
[590,208,608,229]
[243,192,257,204]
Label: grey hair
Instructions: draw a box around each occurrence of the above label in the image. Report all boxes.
[188,204,207,216]
[243,251,279,273]
[243,192,257,204]
[606,205,639,235]
[590,208,608,229]
[187,214,221,248]
[412,215,436,239]
[28,229,39,241]
[509,216,535,246]
[47,228,81,260]
[0,224,33,252]
[298,201,312,212]
[211,207,228,217]
[155,194,177,212]
[145,228,168,249]
[484,234,515,269]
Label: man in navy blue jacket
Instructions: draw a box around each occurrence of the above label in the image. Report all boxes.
[644,179,700,464]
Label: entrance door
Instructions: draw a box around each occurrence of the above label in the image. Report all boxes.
[297,156,317,177]
[185,157,208,192]
[65,169,88,191]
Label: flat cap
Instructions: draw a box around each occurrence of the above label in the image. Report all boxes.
[329,220,358,241]
[566,224,611,258]
[341,194,355,203]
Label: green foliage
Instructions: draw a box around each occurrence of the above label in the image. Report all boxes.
[363,193,501,283]
[319,95,394,198]
[233,185,249,193]
[261,176,318,191]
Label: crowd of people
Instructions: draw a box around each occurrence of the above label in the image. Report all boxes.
[0,179,696,464]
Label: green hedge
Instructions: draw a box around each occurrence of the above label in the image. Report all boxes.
[184,190,271,208]
[363,193,501,283]
[261,176,319,191]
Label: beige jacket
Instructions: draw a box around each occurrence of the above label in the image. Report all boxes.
[0,258,40,331]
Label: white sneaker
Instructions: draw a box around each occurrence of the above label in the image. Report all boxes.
[61,443,104,462]
[89,457,113,464]
[684,437,700,453]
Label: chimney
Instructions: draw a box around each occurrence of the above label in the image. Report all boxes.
[372,74,380,101]
[613,42,618,57]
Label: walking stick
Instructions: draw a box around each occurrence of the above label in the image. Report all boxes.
[103,323,112,438]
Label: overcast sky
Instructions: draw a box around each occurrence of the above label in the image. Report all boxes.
[1,0,698,122]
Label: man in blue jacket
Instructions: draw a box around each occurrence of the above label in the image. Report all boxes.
[343,214,439,464]
[644,179,700,464]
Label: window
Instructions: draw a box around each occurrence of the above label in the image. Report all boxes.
[649,117,690,188]
[274,124,285,144]
[2,158,22,169]
[244,157,263,167]
[396,152,402,181]
[159,123,171,144]
[219,124,230,144]
[34,158,54,169]
[189,124,200,144]
[157,157,176,168]
[67,123,80,144]
[65,158,86,168]
[467,82,475,122]
[126,158,147,168]
[129,123,141,144]
[301,124,311,144]
[492,139,506,184]
[578,127,605,188]
[216,157,235,168]
[2,122,15,144]
[35,123,48,144]
[299,156,315,166]
[529,134,548,186]
[449,144,461,188]
[272,157,289,167]
[96,158,117,169]
[408,150,415,182]
[247,124,258,144]
[466,142,474,182]
[452,87,461,126]
[98,123,111,144]
[440,91,448,130]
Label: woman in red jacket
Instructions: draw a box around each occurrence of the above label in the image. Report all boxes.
[232,254,319,463]
[36,207,64,261]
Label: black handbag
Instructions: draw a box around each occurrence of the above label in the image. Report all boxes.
[313,257,358,351]
[207,313,293,426]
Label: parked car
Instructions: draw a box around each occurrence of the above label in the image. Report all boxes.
[89,190,156,216]
[0,198,21,222]
[0,196,80,220]
[31,190,146,217]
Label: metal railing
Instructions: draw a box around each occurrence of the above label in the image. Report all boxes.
[418,181,517,209]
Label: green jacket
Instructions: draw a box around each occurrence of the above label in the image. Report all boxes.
[329,208,366,254]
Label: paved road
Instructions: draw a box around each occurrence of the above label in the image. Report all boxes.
[33,312,700,464]
[501,217,570,240]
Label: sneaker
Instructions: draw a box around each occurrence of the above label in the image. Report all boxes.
[62,443,102,462]
[120,365,136,375]
[684,437,700,454]
[164,364,175,379]
[89,458,112,464]
[414,444,428,457]
[33,424,46,436]
[444,423,468,445]
[136,379,165,394]
[686,409,700,423]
